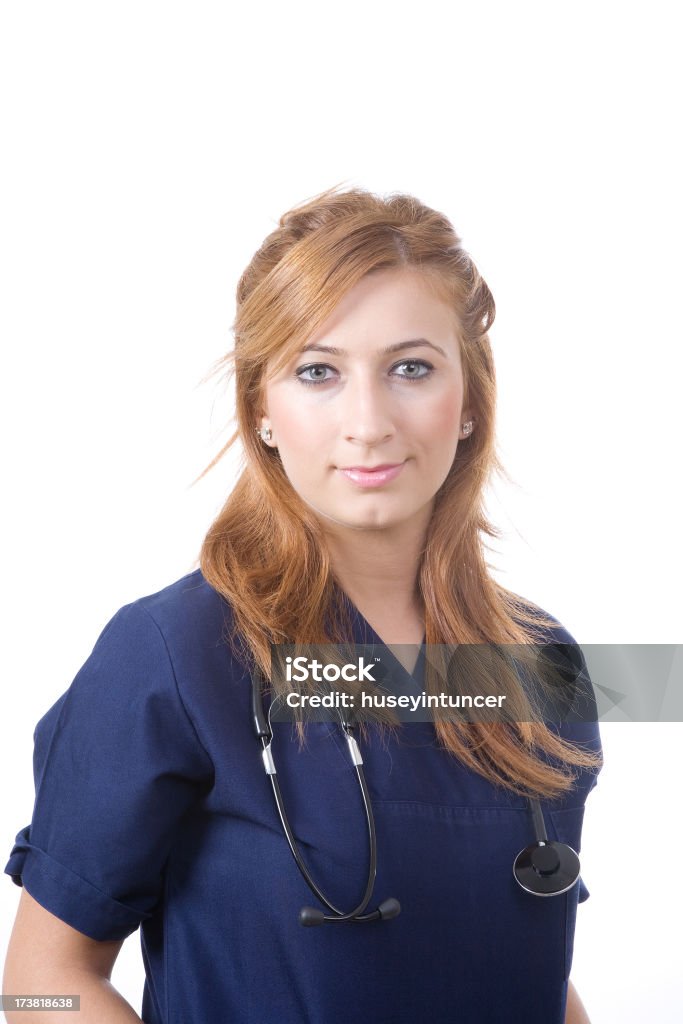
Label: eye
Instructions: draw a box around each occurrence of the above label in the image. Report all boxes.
[295,363,337,385]
[392,359,433,380]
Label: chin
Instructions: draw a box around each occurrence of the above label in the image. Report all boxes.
[344,509,406,531]
[303,494,411,532]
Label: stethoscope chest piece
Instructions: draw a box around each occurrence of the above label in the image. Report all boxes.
[513,840,581,896]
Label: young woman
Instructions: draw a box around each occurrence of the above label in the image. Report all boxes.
[3,186,602,1023]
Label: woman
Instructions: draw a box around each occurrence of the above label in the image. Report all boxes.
[3,186,602,1023]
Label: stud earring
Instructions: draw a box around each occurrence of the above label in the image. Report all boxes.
[461,420,474,437]
[255,426,273,443]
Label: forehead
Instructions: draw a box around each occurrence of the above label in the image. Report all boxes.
[261,269,463,386]
[304,269,460,351]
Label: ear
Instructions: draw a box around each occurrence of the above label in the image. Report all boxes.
[257,388,270,421]
[255,398,270,431]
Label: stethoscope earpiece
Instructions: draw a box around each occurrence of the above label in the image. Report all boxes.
[513,839,581,896]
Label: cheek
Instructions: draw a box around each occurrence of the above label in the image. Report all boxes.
[268,393,320,445]
[413,390,462,441]
[268,395,331,486]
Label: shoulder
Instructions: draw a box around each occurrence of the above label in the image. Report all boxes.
[502,588,584,647]
[505,591,602,740]
[34,570,244,750]
[65,567,238,686]
[94,567,249,708]
[513,595,588,679]
[128,567,233,638]
[96,567,241,670]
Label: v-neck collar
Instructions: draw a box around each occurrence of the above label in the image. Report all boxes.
[339,590,427,686]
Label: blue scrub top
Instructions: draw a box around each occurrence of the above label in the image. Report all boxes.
[5,568,602,1023]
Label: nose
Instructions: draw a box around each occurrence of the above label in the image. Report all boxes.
[341,372,396,447]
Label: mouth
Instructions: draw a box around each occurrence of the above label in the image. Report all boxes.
[336,462,406,488]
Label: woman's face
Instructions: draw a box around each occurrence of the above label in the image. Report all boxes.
[259,268,474,533]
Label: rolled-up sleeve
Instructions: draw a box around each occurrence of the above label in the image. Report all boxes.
[4,601,215,941]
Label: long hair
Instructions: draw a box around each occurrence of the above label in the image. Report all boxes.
[193,184,603,800]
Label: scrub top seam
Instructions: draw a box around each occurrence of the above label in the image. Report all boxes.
[367,797,585,812]
[135,602,215,773]
[563,891,571,980]
[163,859,171,1024]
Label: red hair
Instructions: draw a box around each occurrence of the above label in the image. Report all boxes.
[193,185,602,799]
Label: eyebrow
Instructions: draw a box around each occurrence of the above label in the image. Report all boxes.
[299,338,448,358]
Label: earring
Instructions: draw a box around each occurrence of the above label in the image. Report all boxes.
[461,420,474,437]
[255,426,273,443]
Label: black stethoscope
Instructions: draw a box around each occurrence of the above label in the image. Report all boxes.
[252,672,581,928]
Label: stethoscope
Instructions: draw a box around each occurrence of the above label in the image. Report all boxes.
[251,672,581,928]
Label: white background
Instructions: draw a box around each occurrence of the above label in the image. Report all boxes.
[1,2,681,1021]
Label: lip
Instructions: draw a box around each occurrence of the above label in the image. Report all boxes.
[337,462,406,487]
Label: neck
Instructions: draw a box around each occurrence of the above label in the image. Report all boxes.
[320,507,431,617]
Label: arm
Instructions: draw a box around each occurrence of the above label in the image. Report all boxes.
[2,889,142,1023]
[565,978,592,1024]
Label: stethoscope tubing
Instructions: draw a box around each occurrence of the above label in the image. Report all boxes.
[252,671,581,924]
[259,731,379,921]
